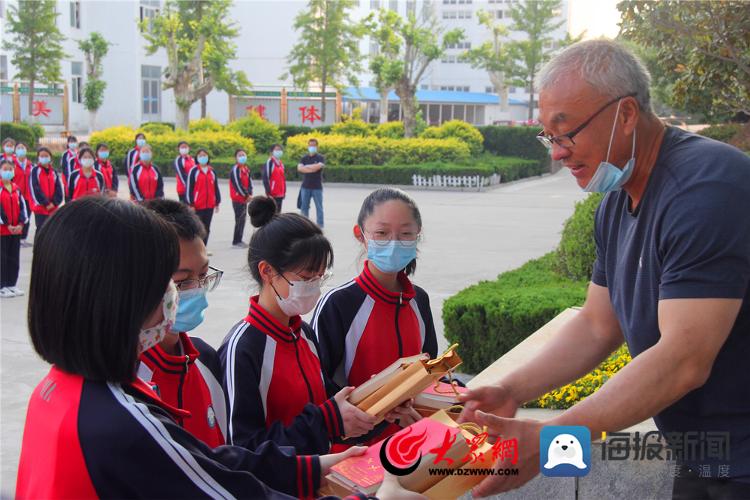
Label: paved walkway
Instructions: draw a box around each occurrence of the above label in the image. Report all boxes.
[0,169,585,493]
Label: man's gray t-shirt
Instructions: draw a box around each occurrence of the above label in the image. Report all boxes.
[592,127,750,481]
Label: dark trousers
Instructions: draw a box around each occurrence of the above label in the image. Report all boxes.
[178,193,187,204]
[34,213,49,232]
[21,222,29,240]
[673,467,750,499]
[232,202,247,244]
[274,197,284,213]
[195,208,214,245]
[1,235,21,288]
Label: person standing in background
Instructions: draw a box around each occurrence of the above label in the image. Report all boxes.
[297,138,325,228]
[94,143,118,197]
[262,144,286,212]
[174,141,195,203]
[125,133,146,176]
[13,142,32,247]
[60,136,79,188]
[186,149,220,245]
[0,159,29,298]
[129,145,164,203]
[229,148,252,248]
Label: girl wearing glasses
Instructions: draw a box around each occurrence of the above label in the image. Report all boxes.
[312,187,438,447]
[139,199,227,448]
[219,196,378,455]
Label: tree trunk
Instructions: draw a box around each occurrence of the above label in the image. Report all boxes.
[28,79,35,118]
[88,109,97,134]
[489,72,508,112]
[320,80,327,123]
[528,77,535,121]
[175,103,191,130]
[397,82,417,137]
[379,89,389,124]
[201,95,207,118]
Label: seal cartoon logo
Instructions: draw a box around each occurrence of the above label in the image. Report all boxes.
[379,427,428,476]
[540,425,591,477]
[207,405,217,429]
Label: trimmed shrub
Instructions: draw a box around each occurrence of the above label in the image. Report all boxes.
[279,125,313,142]
[188,117,223,133]
[227,112,282,154]
[139,122,175,135]
[1,122,38,148]
[375,121,405,139]
[556,193,604,281]
[421,120,484,156]
[443,252,588,373]
[89,126,135,161]
[285,134,470,166]
[698,123,742,144]
[331,118,372,137]
[27,122,45,143]
[478,125,548,162]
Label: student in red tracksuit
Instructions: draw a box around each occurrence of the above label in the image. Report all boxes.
[13,142,32,245]
[129,145,164,203]
[16,196,376,500]
[219,197,380,456]
[68,148,105,201]
[60,135,79,189]
[313,187,438,447]
[94,143,118,197]
[262,144,286,212]
[229,148,252,248]
[28,147,63,231]
[0,159,29,299]
[186,149,220,244]
[1,138,16,164]
[174,141,195,203]
[125,132,146,176]
[139,199,227,447]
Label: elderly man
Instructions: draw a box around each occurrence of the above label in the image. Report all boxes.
[459,39,750,499]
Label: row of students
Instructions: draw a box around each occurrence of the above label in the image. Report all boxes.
[2,138,32,246]
[0,159,30,298]
[17,195,415,499]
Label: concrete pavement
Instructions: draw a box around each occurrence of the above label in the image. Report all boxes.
[0,169,586,493]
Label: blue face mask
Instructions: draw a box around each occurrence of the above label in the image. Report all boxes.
[1,171,14,181]
[16,148,26,158]
[308,146,317,154]
[237,155,247,164]
[4,146,15,154]
[172,287,209,332]
[273,150,283,159]
[136,138,146,147]
[68,143,77,150]
[140,152,152,162]
[98,151,110,160]
[584,100,637,193]
[366,239,418,274]
[197,155,209,165]
[39,157,51,165]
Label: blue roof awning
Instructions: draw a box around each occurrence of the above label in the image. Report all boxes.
[343,86,525,106]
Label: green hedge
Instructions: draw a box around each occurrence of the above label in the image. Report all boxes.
[443,252,588,373]
[698,123,742,143]
[478,125,548,162]
[1,122,44,148]
[140,122,175,134]
[421,120,484,156]
[556,193,604,281]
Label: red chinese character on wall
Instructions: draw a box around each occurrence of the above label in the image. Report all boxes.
[491,437,519,465]
[299,105,321,124]
[32,100,52,117]
[245,104,267,120]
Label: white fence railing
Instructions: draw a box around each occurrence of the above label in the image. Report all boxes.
[411,173,501,190]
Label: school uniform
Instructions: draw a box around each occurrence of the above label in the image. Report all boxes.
[229,163,252,245]
[95,159,119,194]
[129,162,164,202]
[186,166,221,244]
[13,157,32,239]
[262,157,286,212]
[125,147,140,176]
[174,154,196,203]
[67,169,105,201]
[218,296,346,456]
[60,149,79,189]
[138,333,227,448]
[29,164,63,230]
[0,182,29,289]
[16,365,358,500]
[312,261,438,445]
[0,152,15,165]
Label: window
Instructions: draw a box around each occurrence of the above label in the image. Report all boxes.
[389,0,398,11]
[447,41,471,49]
[442,10,457,19]
[406,0,415,13]
[485,86,494,94]
[0,55,7,82]
[70,1,80,28]
[141,65,161,119]
[140,0,160,32]
[458,0,472,3]
[420,84,429,90]
[0,0,5,18]
[440,55,459,63]
[71,62,83,104]
[509,86,517,93]
[370,0,380,8]
[496,10,503,19]
[457,10,472,19]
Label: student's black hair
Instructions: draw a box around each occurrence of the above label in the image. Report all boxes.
[67,135,78,144]
[36,146,52,157]
[269,144,282,154]
[79,141,90,149]
[77,147,95,160]
[356,187,422,276]
[308,138,318,146]
[2,137,15,146]
[247,196,333,284]
[195,148,211,163]
[96,143,109,153]
[28,197,179,383]
[178,141,189,148]
[15,142,28,149]
[142,198,207,241]
[135,132,146,142]
[234,148,246,158]
[0,159,14,169]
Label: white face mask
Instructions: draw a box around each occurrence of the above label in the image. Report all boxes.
[80,158,95,169]
[138,281,178,354]
[273,276,322,317]
[179,147,189,155]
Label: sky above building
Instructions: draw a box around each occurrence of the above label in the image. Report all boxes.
[568,0,622,39]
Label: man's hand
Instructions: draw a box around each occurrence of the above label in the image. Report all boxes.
[470,411,543,497]
[458,382,520,423]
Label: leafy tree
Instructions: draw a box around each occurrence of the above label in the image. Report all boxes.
[618,0,750,121]
[286,0,364,122]
[2,0,65,118]
[462,10,510,110]
[141,0,250,129]
[78,33,111,132]
[365,8,403,123]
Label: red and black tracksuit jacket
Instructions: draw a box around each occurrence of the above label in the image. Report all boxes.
[263,157,286,198]
[60,148,78,180]
[95,159,119,193]
[67,169,105,201]
[312,262,438,444]
[13,157,32,205]
[0,183,29,236]
[17,366,367,500]
[218,296,346,456]
[125,147,140,175]
[29,165,63,215]
[230,163,253,203]
[129,162,164,201]
[186,166,221,210]
[174,154,195,197]
[139,333,227,448]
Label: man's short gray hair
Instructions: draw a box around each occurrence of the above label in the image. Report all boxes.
[538,39,654,114]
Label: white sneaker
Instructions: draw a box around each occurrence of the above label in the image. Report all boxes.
[0,288,15,298]
[9,286,24,296]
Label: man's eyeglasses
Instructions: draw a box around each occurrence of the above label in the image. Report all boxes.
[536,93,637,150]
[175,266,223,292]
